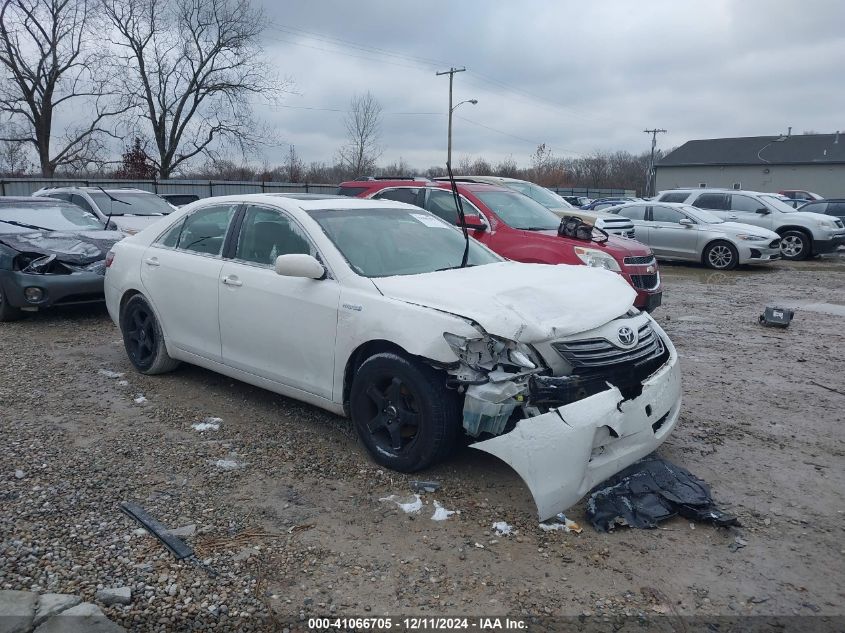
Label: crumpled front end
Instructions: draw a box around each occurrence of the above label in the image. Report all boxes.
[444,313,682,520]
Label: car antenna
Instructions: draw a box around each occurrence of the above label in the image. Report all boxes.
[96,186,129,230]
[446,163,470,268]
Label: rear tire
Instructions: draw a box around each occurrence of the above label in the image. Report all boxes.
[350,352,461,472]
[780,230,811,260]
[0,286,24,322]
[120,294,180,374]
[703,240,738,270]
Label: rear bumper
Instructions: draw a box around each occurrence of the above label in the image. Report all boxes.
[0,269,105,309]
[814,235,845,254]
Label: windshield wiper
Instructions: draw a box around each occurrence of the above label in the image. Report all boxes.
[523,226,555,231]
[97,186,130,229]
[435,264,476,272]
[0,219,53,231]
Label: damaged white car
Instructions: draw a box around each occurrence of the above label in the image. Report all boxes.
[104,195,682,520]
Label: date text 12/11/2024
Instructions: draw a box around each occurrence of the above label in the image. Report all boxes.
[308,617,527,630]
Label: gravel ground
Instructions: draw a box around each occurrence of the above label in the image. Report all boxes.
[1,254,844,631]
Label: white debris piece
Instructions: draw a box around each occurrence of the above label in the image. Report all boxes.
[379,493,423,514]
[492,521,513,536]
[117,380,129,387]
[430,500,457,521]
[213,459,244,471]
[133,394,147,404]
[538,513,582,534]
[191,417,221,432]
[98,369,124,379]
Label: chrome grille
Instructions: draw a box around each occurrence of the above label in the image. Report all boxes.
[552,323,665,371]
[623,255,655,265]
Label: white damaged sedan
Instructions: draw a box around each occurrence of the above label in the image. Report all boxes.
[104,194,682,519]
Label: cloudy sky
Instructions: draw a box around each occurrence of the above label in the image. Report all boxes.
[254,0,845,169]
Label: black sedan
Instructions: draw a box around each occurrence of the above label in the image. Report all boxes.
[0,197,124,321]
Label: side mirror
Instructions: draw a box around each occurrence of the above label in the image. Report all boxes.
[679,218,694,226]
[755,207,770,215]
[274,253,325,279]
[458,213,486,231]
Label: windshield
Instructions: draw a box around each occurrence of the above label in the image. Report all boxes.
[760,194,798,213]
[505,181,574,209]
[473,190,561,230]
[308,207,501,277]
[681,205,723,224]
[0,201,103,231]
[89,191,174,216]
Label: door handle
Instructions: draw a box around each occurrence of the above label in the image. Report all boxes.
[144,257,160,267]
[221,275,242,287]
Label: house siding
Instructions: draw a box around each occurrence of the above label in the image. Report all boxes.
[655,164,845,198]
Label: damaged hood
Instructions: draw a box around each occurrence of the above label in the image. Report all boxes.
[372,261,636,341]
[0,229,123,265]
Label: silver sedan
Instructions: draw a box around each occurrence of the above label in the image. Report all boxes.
[606,202,781,270]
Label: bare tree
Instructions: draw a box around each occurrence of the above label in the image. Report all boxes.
[0,0,127,176]
[0,133,31,175]
[337,91,382,178]
[102,0,289,178]
[282,144,304,182]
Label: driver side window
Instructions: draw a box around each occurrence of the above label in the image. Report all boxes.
[235,205,315,266]
[651,206,684,223]
[155,204,237,256]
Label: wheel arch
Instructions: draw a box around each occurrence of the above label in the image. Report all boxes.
[118,289,175,354]
[700,238,737,266]
[776,226,814,256]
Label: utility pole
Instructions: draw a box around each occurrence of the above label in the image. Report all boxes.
[436,67,466,168]
[643,128,667,196]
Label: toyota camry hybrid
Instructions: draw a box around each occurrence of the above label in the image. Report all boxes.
[104,194,682,519]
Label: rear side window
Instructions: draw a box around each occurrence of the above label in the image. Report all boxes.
[659,192,690,203]
[373,188,422,206]
[156,205,237,256]
[693,193,729,210]
[336,186,368,197]
[424,189,462,223]
[615,205,646,221]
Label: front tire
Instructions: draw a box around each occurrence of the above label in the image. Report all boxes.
[704,240,738,270]
[0,286,24,322]
[120,294,180,374]
[350,352,461,472]
[780,230,811,260]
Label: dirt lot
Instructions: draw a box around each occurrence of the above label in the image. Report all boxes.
[2,254,844,631]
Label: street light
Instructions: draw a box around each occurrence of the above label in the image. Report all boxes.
[447,99,478,167]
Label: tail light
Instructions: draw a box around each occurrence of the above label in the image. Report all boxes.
[105,251,115,268]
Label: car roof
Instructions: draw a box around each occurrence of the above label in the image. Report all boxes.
[661,188,772,195]
[0,196,67,203]
[36,186,155,194]
[189,193,421,212]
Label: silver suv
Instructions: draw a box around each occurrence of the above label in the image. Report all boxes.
[32,187,175,235]
[657,188,845,260]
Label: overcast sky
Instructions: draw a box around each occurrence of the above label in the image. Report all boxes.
[254,0,845,169]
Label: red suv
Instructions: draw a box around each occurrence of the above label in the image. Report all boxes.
[338,179,663,311]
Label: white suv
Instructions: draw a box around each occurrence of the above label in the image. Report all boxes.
[33,187,175,235]
[657,188,845,260]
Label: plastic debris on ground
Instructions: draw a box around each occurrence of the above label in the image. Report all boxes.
[586,454,740,532]
[430,500,457,521]
[133,394,147,404]
[410,480,441,493]
[379,494,423,514]
[213,459,244,471]
[538,513,582,533]
[98,369,124,379]
[492,521,513,536]
[117,380,129,386]
[192,417,222,432]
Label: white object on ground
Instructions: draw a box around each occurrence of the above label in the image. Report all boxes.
[191,417,221,432]
[430,500,457,521]
[379,494,423,514]
[133,395,147,404]
[98,369,124,379]
[213,459,243,471]
[492,521,513,536]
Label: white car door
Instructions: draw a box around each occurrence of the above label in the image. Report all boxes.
[218,204,340,399]
[140,203,239,362]
[727,194,775,231]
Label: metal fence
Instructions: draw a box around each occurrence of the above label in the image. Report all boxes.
[550,187,636,198]
[0,177,338,198]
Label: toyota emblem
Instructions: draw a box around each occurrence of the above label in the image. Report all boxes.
[617,326,636,346]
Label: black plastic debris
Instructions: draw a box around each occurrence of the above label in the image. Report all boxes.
[120,501,194,559]
[586,454,740,532]
[410,480,440,493]
[759,306,794,327]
